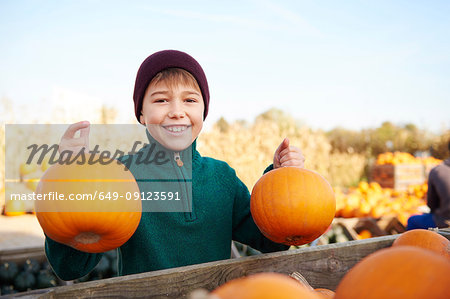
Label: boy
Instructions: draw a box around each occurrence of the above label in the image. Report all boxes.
[48,50,305,280]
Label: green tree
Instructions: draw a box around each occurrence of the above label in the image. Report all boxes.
[430,131,450,159]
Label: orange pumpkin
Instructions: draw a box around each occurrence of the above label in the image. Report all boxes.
[392,229,450,259]
[334,246,450,299]
[250,167,335,246]
[35,155,142,253]
[212,272,322,299]
[314,288,335,298]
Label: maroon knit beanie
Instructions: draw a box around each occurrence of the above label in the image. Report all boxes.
[133,50,210,122]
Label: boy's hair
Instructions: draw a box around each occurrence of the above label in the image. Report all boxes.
[148,68,201,93]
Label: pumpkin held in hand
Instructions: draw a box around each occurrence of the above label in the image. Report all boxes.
[250,167,335,246]
[35,155,142,253]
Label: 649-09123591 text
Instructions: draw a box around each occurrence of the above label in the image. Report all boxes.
[8,191,181,201]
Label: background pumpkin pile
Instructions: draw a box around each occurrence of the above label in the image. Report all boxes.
[334,181,427,226]
[376,151,442,165]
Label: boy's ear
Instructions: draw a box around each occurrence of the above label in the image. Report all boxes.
[139,113,145,125]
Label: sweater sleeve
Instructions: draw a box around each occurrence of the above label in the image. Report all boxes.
[45,235,103,281]
[263,164,274,174]
[231,170,289,253]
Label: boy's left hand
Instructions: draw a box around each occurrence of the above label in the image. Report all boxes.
[273,138,305,169]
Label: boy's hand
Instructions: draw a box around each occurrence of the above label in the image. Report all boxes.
[59,121,90,154]
[273,138,305,169]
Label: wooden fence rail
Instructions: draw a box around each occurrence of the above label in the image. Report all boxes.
[6,229,450,299]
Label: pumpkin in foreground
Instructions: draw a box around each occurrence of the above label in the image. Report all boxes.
[212,272,322,299]
[392,228,450,259]
[314,288,335,298]
[334,246,450,299]
[35,155,142,253]
[250,167,335,246]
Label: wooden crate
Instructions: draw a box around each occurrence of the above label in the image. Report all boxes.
[334,217,389,241]
[334,216,406,241]
[371,164,425,190]
[377,216,406,235]
[0,246,45,265]
[13,230,450,299]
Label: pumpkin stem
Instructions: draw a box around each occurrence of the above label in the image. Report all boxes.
[74,232,101,244]
[289,271,314,290]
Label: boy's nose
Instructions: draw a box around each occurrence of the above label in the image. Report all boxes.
[168,102,185,118]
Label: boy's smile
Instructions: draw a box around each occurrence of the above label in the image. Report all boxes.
[140,81,204,152]
[162,124,190,135]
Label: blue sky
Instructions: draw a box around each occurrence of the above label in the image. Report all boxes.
[1,0,449,132]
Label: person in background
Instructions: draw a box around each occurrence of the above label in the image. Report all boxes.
[407,141,450,230]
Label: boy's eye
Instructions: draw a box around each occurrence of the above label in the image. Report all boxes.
[154,99,167,103]
[185,98,196,103]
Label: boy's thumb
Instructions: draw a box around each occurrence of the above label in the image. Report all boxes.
[276,138,289,156]
[80,124,90,149]
[284,137,289,147]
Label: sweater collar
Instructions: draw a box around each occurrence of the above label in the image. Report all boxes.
[144,129,201,167]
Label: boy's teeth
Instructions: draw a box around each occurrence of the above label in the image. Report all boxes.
[166,126,186,132]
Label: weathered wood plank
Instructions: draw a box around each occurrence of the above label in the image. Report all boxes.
[0,246,45,264]
[12,235,398,299]
[11,230,450,299]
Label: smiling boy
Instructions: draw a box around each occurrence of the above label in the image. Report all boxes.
[47,50,305,280]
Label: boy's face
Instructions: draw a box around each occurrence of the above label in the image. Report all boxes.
[140,80,204,152]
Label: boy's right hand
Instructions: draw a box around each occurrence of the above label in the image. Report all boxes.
[58,121,90,154]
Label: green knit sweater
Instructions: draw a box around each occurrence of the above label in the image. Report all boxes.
[45,132,287,280]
